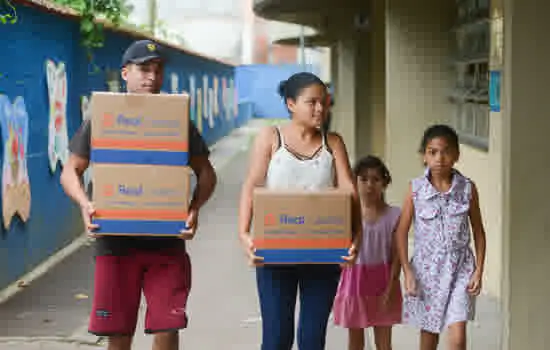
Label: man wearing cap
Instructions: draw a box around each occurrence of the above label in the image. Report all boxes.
[60,40,217,350]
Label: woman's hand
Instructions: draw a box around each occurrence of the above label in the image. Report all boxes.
[239,234,264,266]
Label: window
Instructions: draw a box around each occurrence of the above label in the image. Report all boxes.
[450,0,491,150]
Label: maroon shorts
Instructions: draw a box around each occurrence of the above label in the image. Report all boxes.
[88,248,191,336]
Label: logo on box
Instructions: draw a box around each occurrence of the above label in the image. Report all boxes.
[101,182,186,199]
[118,184,144,196]
[263,214,344,226]
[103,184,114,197]
[102,183,143,197]
[102,113,114,127]
[116,114,142,127]
[264,214,305,225]
[103,113,143,128]
[264,214,276,226]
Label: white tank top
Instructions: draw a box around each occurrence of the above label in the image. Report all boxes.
[265,127,335,190]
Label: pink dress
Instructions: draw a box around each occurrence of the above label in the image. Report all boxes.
[333,206,403,328]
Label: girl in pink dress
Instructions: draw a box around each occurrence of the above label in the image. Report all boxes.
[333,155,402,350]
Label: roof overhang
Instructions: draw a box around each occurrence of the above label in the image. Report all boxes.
[273,33,335,48]
[253,0,334,29]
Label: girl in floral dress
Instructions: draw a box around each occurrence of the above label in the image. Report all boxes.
[333,155,403,350]
[395,124,487,350]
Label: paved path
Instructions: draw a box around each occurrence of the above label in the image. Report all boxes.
[0,118,503,349]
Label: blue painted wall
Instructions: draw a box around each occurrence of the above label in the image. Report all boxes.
[0,3,251,290]
[235,64,321,119]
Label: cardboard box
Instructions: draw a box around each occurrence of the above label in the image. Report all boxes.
[90,92,189,166]
[91,164,190,236]
[90,92,191,236]
[252,188,352,264]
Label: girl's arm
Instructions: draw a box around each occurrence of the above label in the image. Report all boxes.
[327,133,363,252]
[238,127,275,240]
[469,182,487,275]
[383,230,402,301]
[389,225,402,282]
[395,184,414,272]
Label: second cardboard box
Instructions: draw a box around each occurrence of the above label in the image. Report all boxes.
[253,188,352,264]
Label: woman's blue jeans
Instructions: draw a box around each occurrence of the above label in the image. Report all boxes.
[256,264,341,350]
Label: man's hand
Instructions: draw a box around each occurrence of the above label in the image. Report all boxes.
[80,201,99,236]
[179,208,198,240]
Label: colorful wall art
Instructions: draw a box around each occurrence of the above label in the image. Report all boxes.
[46,59,69,173]
[0,0,251,292]
[223,77,232,121]
[171,73,179,94]
[213,76,219,116]
[208,86,214,128]
[231,78,238,118]
[189,75,196,124]
[202,75,209,128]
[196,88,203,133]
[0,95,31,229]
[176,74,239,134]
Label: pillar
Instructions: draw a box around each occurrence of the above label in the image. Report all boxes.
[369,0,387,159]
[332,37,357,163]
[384,0,454,204]
[502,0,550,348]
[355,31,371,159]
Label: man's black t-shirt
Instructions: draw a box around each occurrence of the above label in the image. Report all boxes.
[69,119,210,256]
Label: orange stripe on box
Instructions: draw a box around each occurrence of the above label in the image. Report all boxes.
[253,238,351,249]
[95,209,188,221]
[92,138,188,151]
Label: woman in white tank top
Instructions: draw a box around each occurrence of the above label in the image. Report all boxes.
[238,72,362,350]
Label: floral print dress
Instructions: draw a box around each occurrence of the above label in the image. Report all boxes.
[402,168,476,334]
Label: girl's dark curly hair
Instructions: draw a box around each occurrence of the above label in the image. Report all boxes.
[353,155,392,186]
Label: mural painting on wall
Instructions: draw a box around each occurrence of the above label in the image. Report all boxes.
[196,88,203,133]
[46,59,69,173]
[208,86,214,128]
[222,77,230,121]
[80,96,92,195]
[228,78,235,120]
[0,95,31,229]
[213,76,219,117]
[202,75,213,128]
[189,75,196,124]
[231,78,239,118]
[171,73,179,94]
[184,74,237,134]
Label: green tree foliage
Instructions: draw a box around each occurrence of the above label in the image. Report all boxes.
[0,0,18,24]
[51,0,134,59]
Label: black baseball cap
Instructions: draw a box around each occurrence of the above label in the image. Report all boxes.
[121,40,166,67]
